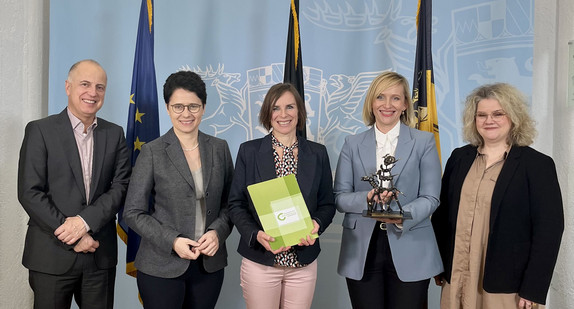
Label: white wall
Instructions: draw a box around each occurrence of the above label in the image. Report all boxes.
[0,0,49,308]
[533,0,574,306]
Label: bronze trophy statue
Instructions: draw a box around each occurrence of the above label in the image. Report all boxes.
[361,154,412,219]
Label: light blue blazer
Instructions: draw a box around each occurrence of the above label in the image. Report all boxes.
[335,124,443,282]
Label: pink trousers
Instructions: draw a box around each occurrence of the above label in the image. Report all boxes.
[240,258,318,309]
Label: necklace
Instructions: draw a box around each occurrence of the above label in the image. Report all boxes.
[182,143,199,151]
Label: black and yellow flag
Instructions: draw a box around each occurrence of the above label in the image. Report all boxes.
[283,0,306,138]
[412,0,441,160]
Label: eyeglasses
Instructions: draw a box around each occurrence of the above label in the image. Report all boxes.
[475,111,507,122]
[170,104,202,114]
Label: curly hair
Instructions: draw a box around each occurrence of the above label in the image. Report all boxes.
[362,71,415,128]
[462,83,536,146]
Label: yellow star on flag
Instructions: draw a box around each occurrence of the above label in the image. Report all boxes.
[130,93,135,104]
[135,108,145,123]
[134,136,145,151]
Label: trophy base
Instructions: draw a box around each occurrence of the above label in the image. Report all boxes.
[362,210,412,220]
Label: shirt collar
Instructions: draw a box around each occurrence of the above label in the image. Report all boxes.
[476,146,511,159]
[375,122,401,145]
[67,107,98,131]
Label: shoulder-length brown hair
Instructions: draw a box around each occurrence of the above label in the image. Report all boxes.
[362,71,416,128]
[462,83,536,147]
[259,83,306,131]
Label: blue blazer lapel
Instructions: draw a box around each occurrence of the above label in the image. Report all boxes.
[255,134,277,182]
[55,110,87,202]
[164,129,195,189]
[358,127,377,175]
[296,137,316,198]
[392,124,415,184]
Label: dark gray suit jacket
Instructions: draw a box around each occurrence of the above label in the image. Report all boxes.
[124,129,234,277]
[18,108,131,274]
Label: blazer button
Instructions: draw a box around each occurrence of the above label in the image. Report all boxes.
[205,191,209,197]
[207,210,212,215]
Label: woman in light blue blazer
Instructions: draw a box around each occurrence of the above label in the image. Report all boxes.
[334,71,443,309]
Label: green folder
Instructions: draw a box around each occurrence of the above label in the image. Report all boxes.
[247,174,318,250]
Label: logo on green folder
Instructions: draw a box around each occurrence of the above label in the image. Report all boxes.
[274,207,299,226]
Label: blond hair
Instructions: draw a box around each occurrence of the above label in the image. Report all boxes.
[462,83,536,146]
[362,71,415,127]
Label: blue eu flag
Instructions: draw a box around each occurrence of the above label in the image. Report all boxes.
[117,0,159,277]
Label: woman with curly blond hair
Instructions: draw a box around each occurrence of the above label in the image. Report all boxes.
[432,83,564,309]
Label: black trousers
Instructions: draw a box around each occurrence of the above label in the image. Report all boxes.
[29,253,115,309]
[137,257,224,309]
[346,224,430,309]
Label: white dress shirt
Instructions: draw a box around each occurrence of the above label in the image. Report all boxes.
[375,122,400,187]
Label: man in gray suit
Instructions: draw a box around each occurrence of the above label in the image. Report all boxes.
[18,59,131,309]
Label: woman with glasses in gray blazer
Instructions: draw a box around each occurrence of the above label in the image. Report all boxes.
[124,71,234,309]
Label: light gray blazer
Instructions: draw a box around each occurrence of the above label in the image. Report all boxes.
[335,124,443,282]
[124,129,234,278]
